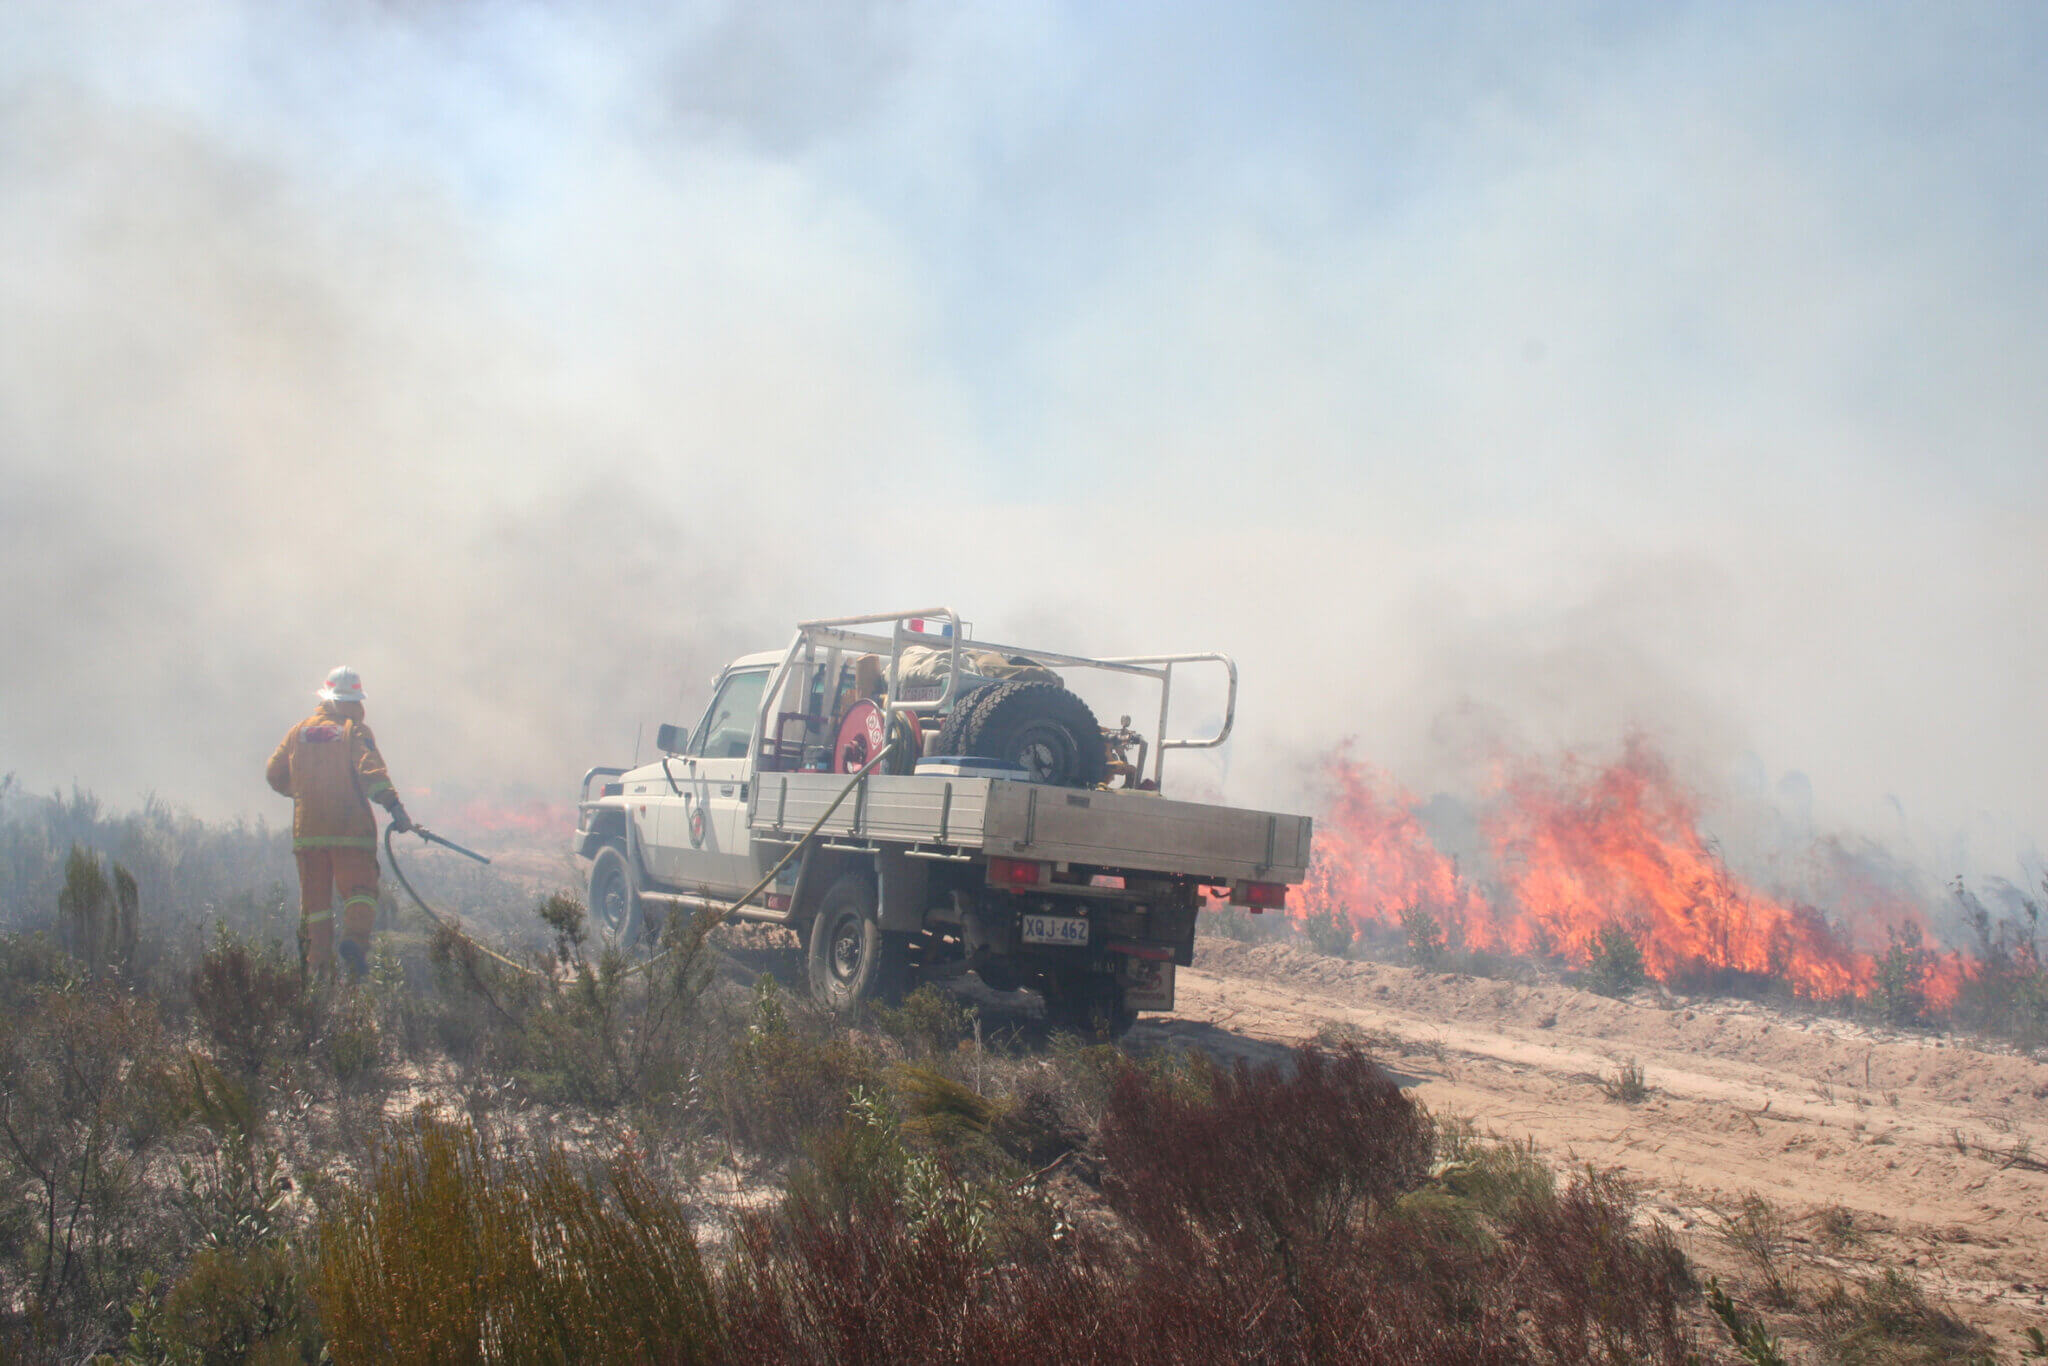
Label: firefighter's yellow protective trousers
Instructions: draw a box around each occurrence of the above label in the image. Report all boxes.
[266,700,397,976]
[294,846,380,974]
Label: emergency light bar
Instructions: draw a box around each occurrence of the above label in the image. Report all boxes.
[903,617,954,638]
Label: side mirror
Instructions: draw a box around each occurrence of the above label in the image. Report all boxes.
[655,722,689,755]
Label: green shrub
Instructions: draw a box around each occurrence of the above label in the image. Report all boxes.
[174,1060,293,1257]
[322,989,382,1087]
[1599,1058,1651,1104]
[1301,909,1358,959]
[1815,1267,1989,1363]
[715,978,881,1159]
[1584,923,1648,997]
[430,897,718,1111]
[1433,1130,1556,1217]
[1718,1192,1794,1307]
[872,983,976,1056]
[1039,1034,1210,1132]
[891,1064,1007,1153]
[119,1245,320,1366]
[1707,1277,1789,1366]
[534,891,588,964]
[58,844,139,981]
[1873,926,1929,1027]
[1401,906,1446,967]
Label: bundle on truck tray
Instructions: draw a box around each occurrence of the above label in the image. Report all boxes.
[574,609,1313,1036]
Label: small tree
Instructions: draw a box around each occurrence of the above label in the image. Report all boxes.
[1400,906,1445,968]
[56,845,137,980]
[1586,924,1648,997]
[1874,924,1928,1026]
[1301,909,1357,959]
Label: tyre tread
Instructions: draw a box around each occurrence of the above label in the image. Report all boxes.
[956,681,1107,787]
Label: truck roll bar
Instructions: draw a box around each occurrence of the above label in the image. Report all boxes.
[1099,653,1238,787]
[759,608,1240,791]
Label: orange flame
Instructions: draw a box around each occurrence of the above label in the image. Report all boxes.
[1299,739,1968,1011]
[1483,741,1870,998]
[1297,752,1494,940]
[449,797,574,845]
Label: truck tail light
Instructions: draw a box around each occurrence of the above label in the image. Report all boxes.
[987,857,1043,889]
[1233,880,1287,912]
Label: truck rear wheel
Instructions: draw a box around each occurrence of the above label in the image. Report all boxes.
[953,681,1107,788]
[805,870,908,1014]
[587,843,642,949]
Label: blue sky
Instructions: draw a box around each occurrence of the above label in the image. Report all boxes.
[2,1,2044,878]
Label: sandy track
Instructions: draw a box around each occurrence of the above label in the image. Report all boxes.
[1141,937,2048,1341]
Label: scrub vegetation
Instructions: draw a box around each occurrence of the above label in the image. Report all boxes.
[0,790,2027,1362]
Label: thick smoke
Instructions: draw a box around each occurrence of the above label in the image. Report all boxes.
[1,3,2043,900]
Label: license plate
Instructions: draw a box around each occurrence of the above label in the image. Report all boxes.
[1021,913,1089,946]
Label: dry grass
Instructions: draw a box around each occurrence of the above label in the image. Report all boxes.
[1598,1058,1651,1104]
[315,1118,719,1364]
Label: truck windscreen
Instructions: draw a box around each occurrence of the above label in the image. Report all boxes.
[693,669,771,759]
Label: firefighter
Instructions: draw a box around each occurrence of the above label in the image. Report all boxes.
[265,665,412,980]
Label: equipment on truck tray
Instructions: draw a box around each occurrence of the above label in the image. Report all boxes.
[934,679,1108,788]
[832,700,918,775]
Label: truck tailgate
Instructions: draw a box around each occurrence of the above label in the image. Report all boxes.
[750,773,1312,884]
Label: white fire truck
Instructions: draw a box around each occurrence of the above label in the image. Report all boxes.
[575,609,1313,1034]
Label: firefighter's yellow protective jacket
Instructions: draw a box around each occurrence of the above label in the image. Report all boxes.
[265,701,398,850]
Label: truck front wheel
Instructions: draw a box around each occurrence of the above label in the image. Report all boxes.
[806,871,908,1014]
[587,843,642,949]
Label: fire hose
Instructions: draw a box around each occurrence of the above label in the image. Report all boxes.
[382,742,897,981]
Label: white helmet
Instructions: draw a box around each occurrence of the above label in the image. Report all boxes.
[317,665,365,703]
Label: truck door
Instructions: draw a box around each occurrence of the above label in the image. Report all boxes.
[668,666,770,897]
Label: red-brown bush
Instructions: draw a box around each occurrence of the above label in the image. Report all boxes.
[1098,1043,1433,1250]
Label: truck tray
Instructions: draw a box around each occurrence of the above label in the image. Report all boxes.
[750,772,1313,885]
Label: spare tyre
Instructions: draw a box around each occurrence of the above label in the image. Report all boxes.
[953,680,1107,788]
[932,682,998,756]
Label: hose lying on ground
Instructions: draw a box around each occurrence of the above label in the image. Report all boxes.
[383,742,897,981]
